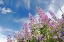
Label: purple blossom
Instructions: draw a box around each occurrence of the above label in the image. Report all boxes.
[35,37,38,41]
[29,13,34,24]
[7,34,12,42]
[29,23,33,29]
[51,22,54,25]
[40,35,44,40]
[18,31,23,40]
[61,31,64,36]
[53,36,57,39]
[49,11,57,21]
[38,23,42,28]
[14,32,18,38]
[55,27,58,31]
[23,23,28,31]
[58,33,62,38]
[50,30,53,33]
[36,7,45,15]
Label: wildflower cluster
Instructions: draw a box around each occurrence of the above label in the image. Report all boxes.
[7,7,64,42]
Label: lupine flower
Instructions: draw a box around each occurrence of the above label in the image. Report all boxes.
[14,32,18,39]
[55,27,58,31]
[53,36,57,39]
[36,7,45,21]
[58,32,62,38]
[23,23,28,31]
[39,35,44,40]
[49,11,57,21]
[29,22,33,30]
[17,31,23,40]
[29,13,34,24]
[50,30,53,33]
[23,23,32,40]
[47,21,55,28]
[61,31,64,36]
[36,7,45,15]
[35,37,38,41]
[7,34,12,42]
[36,7,50,24]
[23,23,28,33]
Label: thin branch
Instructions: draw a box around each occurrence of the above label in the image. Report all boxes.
[58,5,64,14]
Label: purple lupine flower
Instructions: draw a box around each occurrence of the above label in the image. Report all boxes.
[14,32,18,38]
[47,22,52,28]
[51,22,54,25]
[59,19,64,24]
[36,7,45,15]
[29,23,33,29]
[37,23,42,28]
[47,22,55,28]
[61,31,64,36]
[29,13,34,24]
[18,31,23,40]
[35,37,39,42]
[44,15,50,24]
[58,32,62,38]
[23,23,31,40]
[50,30,53,33]
[23,23,28,31]
[7,34,12,42]
[55,27,58,31]
[49,11,57,21]
[36,7,45,22]
[50,22,57,28]
[36,7,50,24]
[40,35,44,40]
[53,36,57,39]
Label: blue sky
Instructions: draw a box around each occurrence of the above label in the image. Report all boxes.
[0,0,64,42]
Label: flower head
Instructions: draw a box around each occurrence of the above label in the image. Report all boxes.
[7,34,12,42]
[53,36,57,39]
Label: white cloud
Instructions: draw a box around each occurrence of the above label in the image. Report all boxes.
[56,6,64,19]
[5,29,13,32]
[0,0,4,4]
[48,0,55,12]
[0,26,15,42]
[37,0,44,4]
[0,26,14,32]
[23,0,31,9]
[0,26,7,42]
[14,13,40,24]
[16,0,31,9]
[0,27,3,32]
[46,12,52,19]
[1,7,12,14]
[46,0,64,19]
[0,33,7,42]
[14,18,30,24]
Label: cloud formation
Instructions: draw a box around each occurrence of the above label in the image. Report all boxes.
[0,33,7,42]
[1,7,12,14]
[16,0,31,9]
[45,0,64,19]
[0,26,15,42]
[0,0,4,4]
